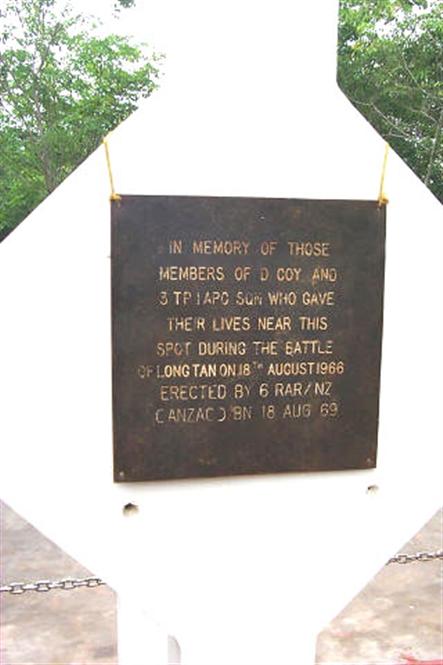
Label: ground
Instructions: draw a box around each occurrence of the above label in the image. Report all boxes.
[0,501,441,664]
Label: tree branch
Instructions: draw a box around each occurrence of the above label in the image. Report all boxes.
[424,108,443,186]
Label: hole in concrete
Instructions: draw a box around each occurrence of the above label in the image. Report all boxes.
[123,502,139,516]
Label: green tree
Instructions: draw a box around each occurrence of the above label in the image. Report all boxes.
[338,0,443,202]
[0,0,161,240]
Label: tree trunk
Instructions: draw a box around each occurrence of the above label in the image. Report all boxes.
[424,109,443,187]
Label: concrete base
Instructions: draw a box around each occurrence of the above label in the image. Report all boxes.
[1,501,441,664]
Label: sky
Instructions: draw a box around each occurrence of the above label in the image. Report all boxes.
[64,0,339,93]
[66,0,194,55]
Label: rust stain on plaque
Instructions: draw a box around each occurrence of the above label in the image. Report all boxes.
[111,196,385,482]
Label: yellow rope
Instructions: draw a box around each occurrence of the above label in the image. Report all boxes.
[103,134,390,206]
[103,135,122,202]
[378,142,389,206]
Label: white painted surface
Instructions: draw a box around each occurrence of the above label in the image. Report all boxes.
[0,1,441,664]
[117,593,169,665]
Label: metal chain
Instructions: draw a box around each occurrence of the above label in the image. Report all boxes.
[0,577,105,595]
[1,551,442,595]
[387,549,443,565]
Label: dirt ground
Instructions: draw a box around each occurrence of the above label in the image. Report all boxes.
[0,501,441,665]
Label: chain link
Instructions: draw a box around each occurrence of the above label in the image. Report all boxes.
[0,577,105,595]
[387,549,443,565]
[1,551,442,595]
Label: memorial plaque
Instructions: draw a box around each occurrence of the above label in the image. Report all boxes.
[111,195,385,482]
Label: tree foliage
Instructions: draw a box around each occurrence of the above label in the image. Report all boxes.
[338,0,443,202]
[0,0,161,240]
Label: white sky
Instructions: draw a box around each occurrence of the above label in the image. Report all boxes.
[67,0,195,55]
[65,0,340,94]
[68,0,439,48]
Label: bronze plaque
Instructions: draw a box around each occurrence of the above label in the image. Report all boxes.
[111,195,385,482]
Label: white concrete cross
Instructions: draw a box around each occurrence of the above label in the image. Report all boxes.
[1,1,442,663]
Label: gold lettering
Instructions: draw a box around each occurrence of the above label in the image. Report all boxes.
[274,382,303,397]
[151,231,351,430]
[229,405,253,421]
[155,406,227,424]
[196,291,230,306]
[192,240,250,255]
[299,316,328,331]
[233,383,251,399]
[235,291,263,306]
[159,266,225,281]
[167,317,206,332]
[267,361,345,376]
[276,267,302,282]
[301,291,335,306]
[273,381,333,397]
[267,291,297,306]
[287,241,330,257]
[311,267,338,286]
[284,339,333,355]
[172,291,192,305]
[159,384,227,401]
[147,362,252,379]
[252,340,278,355]
[212,316,251,332]
[169,240,183,254]
[282,403,312,418]
[198,340,247,356]
[257,316,291,331]
[156,341,192,357]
